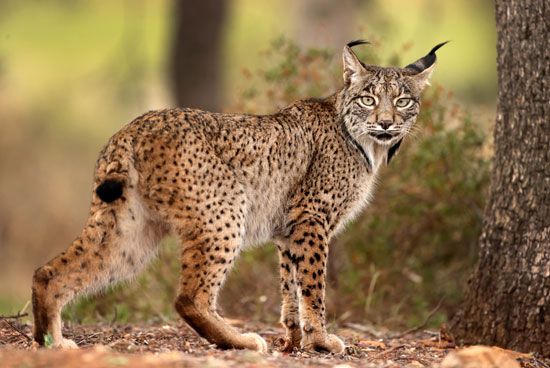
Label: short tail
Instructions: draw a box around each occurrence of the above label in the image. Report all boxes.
[94,134,135,203]
[95,179,125,203]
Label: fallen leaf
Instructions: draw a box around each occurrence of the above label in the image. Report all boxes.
[440,345,524,368]
[358,339,387,349]
[418,338,455,349]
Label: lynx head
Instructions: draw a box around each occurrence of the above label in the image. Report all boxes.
[338,40,448,151]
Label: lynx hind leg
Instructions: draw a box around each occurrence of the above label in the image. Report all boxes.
[32,187,165,348]
[164,190,265,353]
[173,228,267,353]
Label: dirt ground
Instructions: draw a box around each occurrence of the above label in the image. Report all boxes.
[1,318,548,368]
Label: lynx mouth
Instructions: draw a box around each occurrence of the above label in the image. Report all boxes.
[370,132,397,141]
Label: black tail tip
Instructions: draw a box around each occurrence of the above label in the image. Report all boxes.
[96,179,124,203]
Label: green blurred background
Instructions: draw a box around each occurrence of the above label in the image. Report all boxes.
[0,0,496,330]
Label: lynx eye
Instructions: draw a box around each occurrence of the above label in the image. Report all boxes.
[359,96,376,108]
[395,97,412,108]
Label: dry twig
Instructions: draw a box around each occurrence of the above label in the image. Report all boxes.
[0,316,32,342]
[0,312,28,319]
[343,322,384,338]
[390,297,444,339]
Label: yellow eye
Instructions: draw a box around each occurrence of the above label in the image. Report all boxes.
[360,96,376,107]
[396,98,411,108]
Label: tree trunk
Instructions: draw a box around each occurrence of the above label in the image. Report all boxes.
[170,0,227,111]
[451,0,549,357]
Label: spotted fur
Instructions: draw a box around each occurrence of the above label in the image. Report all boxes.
[32,41,444,353]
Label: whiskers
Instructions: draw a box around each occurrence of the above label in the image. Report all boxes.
[356,129,374,139]
[347,121,421,144]
[348,124,375,139]
[403,124,423,142]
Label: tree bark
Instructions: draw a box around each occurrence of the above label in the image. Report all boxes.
[170,0,227,111]
[451,0,549,357]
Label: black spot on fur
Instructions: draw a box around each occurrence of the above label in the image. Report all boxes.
[96,179,124,203]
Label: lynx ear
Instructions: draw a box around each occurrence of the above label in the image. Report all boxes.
[410,63,436,89]
[343,40,369,85]
[405,41,449,88]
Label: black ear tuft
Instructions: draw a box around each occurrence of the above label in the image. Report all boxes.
[347,39,370,48]
[405,41,450,73]
[428,41,450,56]
[96,179,124,203]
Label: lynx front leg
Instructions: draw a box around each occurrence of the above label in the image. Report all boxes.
[286,217,345,353]
[277,245,301,351]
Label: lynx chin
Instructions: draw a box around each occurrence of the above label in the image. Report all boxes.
[32,40,447,353]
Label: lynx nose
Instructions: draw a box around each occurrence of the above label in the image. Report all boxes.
[378,120,394,130]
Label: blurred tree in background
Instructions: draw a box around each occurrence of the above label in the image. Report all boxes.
[171,0,227,110]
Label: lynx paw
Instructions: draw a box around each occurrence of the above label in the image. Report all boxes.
[302,333,345,354]
[241,332,268,353]
[279,327,302,352]
[53,338,79,349]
